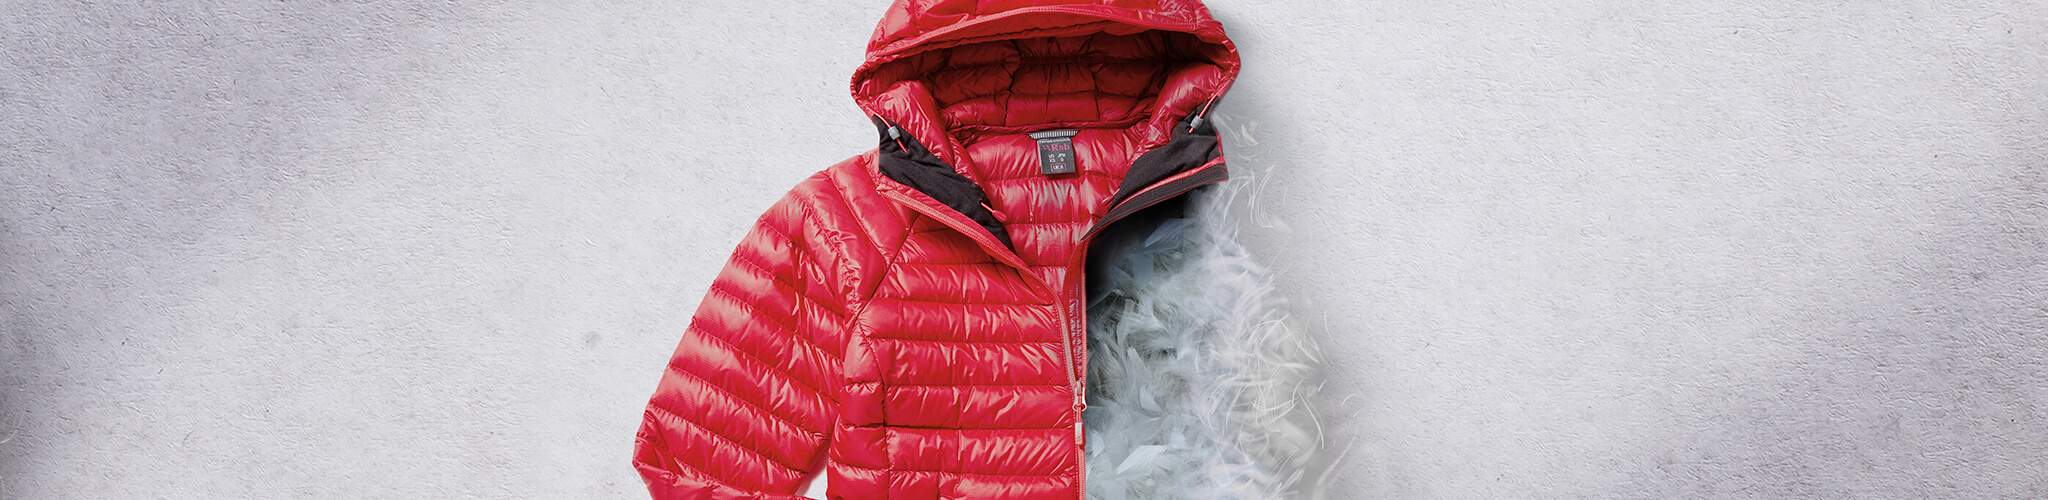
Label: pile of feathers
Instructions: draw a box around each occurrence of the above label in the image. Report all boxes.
[1082,174,1328,500]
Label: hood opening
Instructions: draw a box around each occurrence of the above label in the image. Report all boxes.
[852,2,1241,279]
[852,4,1238,148]
[859,30,1231,138]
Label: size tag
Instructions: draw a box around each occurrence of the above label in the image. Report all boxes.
[1030,129,1080,175]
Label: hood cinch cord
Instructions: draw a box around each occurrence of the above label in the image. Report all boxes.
[1188,97,1219,133]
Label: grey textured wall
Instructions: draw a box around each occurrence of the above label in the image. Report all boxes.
[2,1,2043,499]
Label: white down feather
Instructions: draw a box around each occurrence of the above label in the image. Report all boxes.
[1082,177,1326,500]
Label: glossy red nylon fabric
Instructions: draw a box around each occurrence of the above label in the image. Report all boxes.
[635,1,1238,498]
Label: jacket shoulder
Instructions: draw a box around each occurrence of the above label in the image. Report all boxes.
[768,152,902,300]
[784,151,905,252]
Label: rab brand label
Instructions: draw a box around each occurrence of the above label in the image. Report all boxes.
[1030,129,1080,175]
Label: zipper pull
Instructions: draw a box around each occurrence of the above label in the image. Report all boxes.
[980,201,1009,223]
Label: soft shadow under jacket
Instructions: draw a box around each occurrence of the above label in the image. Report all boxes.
[634,1,1241,498]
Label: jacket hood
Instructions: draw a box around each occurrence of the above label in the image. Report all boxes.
[853,0,1239,152]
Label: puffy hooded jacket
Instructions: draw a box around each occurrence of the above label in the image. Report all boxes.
[634,0,1242,498]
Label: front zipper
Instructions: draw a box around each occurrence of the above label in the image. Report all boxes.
[1062,242,1091,499]
[871,113,1224,499]
[1069,156,1226,499]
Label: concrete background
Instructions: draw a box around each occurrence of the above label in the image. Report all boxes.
[2,1,2043,498]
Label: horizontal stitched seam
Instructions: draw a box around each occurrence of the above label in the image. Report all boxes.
[948,118,1148,136]
[934,90,1151,102]
[713,261,848,364]
[879,296,1041,307]
[704,283,845,365]
[653,448,714,485]
[886,382,1063,387]
[705,281,804,336]
[933,56,1196,71]
[686,290,838,397]
[963,91,1150,101]
[662,360,817,439]
[637,427,790,494]
[883,425,1071,431]
[728,253,805,297]
[636,429,708,487]
[790,306,847,364]
[826,460,1071,476]
[644,405,805,476]
[825,463,1069,481]
[998,221,1090,227]
[752,216,799,249]
[871,337,1057,345]
[886,260,999,267]
[901,470,1071,478]
[893,261,1012,267]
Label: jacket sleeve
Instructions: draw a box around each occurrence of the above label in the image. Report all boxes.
[635,180,855,499]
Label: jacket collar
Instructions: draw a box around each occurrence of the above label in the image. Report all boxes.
[849,0,1240,281]
[850,0,1238,171]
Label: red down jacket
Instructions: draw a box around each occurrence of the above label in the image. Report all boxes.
[634,0,1239,498]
